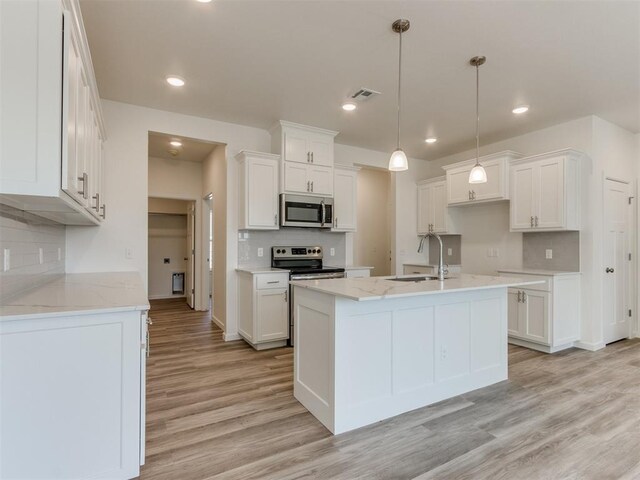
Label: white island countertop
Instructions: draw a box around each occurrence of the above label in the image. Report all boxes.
[290,273,542,302]
[0,272,149,321]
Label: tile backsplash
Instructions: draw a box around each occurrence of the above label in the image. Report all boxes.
[238,229,346,268]
[429,235,462,266]
[523,231,579,271]
[0,205,65,301]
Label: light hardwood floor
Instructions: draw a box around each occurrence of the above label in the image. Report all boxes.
[141,298,640,480]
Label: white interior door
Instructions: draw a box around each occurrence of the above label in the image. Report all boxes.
[186,204,195,308]
[603,179,630,344]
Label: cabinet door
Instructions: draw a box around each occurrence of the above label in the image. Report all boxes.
[308,165,333,195]
[283,130,309,164]
[507,289,521,336]
[247,158,279,229]
[447,168,473,205]
[308,133,333,166]
[520,289,550,345]
[74,66,90,207]
[62,26,80,200]
[536,157,564,229]
[473,161,503,201]
[431,182,448,233]
[256,288,289,342]
[283,161,309,193]
[333,168,357,231]
[510,163,536,230]
[417,184,431,234]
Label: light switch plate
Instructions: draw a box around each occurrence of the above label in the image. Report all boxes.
[546,249,553,259]
[257,248,264,257]
[3,248,9,271]
[38,247,44,264]
[330,248,335,256]
[447,248,453,256]
[58,247,62,261]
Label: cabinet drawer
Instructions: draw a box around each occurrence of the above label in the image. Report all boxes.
[256,274,289,290]
[500,273,551,292]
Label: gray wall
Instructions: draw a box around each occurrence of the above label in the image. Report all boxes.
[523,231,580,271]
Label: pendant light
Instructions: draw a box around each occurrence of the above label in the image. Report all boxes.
[388,19,410,172]
[468,55,488,184]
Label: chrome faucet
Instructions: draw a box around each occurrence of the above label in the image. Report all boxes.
[417,232,448,281]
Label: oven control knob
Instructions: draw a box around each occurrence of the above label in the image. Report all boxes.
[317,248,322,253]
[307,249,311,254]
[276,249,281,254]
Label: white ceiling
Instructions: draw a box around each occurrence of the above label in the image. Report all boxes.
[81,0,640,160]
[148,131,218,162]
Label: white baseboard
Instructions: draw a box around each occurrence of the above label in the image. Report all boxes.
[211,314,225,331]
[148,294,186,300]
[223,332,242,341]
[574,341,606,351]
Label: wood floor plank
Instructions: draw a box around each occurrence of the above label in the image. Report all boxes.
[140,298,640,480]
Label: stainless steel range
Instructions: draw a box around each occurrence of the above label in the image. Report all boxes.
[271,246,345,345]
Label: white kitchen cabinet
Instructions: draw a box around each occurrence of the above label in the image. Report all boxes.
[332,165,359,232]
[237,270,289,350]
[272,120,338,196]
[0,0,106,225]
[236,150,280,230]
[499,270,581,353]
[510,149,583,232]
[417,177,449,234]
[442,151,523,206]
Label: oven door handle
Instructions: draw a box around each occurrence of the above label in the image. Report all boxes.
[320,200,326,227]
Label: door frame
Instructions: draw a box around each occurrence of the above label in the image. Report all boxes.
[602,176,637,342]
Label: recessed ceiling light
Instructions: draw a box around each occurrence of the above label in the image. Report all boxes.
[196,0,212,3]
[166,76,185,87]
[512,105,529,114]
[342,102,357,111]
[425,137,437,144]
[170,140,182,147]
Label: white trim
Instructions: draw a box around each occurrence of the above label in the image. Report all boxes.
[211,314,225,331]
[223,332,242,342]
[148,294,186,300]
[574,341,606,351]
[604,176,630,184]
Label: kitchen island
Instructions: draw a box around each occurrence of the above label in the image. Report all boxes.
[290,274,539,434]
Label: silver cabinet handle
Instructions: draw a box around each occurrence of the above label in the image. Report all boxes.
[147,316,153,325]
[311,152,314,163]
[535,216,539,227]
[146,329,150,357]
[530,216,534,227]
[306,181,310,192]
[267,280,280,284]
[468,190,471,200]
[78,173,88,199]
[284,290,288,302]
[274,214,278,226]
[311,181,314,192]
[307,152,310,163]
[334,216,337,228]
[517,291,522,303]
[92,192,100,211]
[522,291,527,303]
[100,204,106,219]
[472,190,476,200]
[606,267,615,273]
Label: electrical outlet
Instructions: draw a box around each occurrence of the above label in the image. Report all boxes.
[546,249,553,259]
[38,247,44,265]
[447,248,453,256]
[3,248,9,271]
[257,248,264,257]
[125,247,133,259]
[330,248,335,256]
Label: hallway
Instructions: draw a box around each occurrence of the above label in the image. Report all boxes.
[142,298,640,480]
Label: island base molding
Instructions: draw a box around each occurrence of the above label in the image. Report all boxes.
[293,286,509,434]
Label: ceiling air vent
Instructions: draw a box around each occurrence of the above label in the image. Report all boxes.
[350,88,381,101]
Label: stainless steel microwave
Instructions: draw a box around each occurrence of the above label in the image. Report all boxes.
[279,194,333,228]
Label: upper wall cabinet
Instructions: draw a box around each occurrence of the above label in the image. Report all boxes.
[510,149,584,232]
[332,165,359,232]
[0,0,106,225]
[236,151,280,230]
[442,151,523,206]
[271,121,338,197]
[417,176,449,234]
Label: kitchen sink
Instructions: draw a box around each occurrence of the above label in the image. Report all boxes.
[389,276,437,282]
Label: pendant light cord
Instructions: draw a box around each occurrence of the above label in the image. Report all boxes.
[397,27,402,150]
[475,62,480,166]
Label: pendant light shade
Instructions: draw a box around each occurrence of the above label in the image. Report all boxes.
[389,148,408,171]
[468,55,487,184]
[388,19,410,172]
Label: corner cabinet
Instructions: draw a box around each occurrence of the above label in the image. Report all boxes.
[417,176,449,234]
[442,151,523,206]
[499,270,581,353]
[509,149,583,232]
[271,120,338,197]
[332,165,359,232]
[236,151,280,230]
[0,0,106,225]
[237,271,289,350]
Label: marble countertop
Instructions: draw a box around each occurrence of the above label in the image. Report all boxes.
[290,273,543,302]
[497,268,581,276]
[0,272,149,321]
[236,267,290,274]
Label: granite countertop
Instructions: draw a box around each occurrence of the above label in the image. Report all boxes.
[290,273,542,302]
[0,272,149,321]
[236,267,290,274]
[497,268,581,276]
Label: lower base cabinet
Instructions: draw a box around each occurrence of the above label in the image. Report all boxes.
[500,271,580,353]
[237,271,290,349]
[0,309,147,479]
